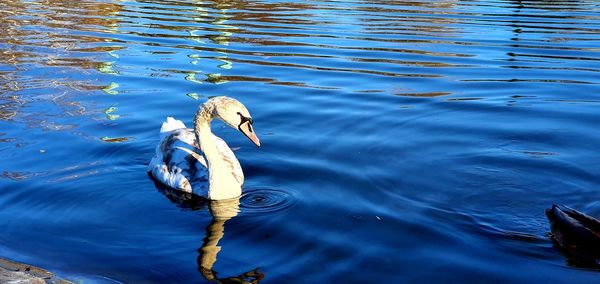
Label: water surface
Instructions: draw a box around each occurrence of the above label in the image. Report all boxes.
[1,0,600,282]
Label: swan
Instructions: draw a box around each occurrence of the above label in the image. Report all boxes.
[546,204,600,263]
[148,96,260,200]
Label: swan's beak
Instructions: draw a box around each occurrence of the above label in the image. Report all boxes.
[240,122,260,147]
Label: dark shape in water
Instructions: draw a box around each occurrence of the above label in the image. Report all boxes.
[546,204,600,264]
[148,172,208,211]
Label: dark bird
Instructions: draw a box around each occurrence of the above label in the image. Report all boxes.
[546,204,600,263]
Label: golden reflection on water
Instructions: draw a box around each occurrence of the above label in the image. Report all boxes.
[1,0,595,108]
[152,183,264,283]
[198,198,264,283]
[0,0,125,124]
[0,0,471,111]
[185,0,236,87]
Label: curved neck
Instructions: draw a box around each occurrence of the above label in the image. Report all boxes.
[194,101,241,200]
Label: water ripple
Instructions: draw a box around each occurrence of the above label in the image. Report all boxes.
[239,188,296,216]
[1,0,600,282]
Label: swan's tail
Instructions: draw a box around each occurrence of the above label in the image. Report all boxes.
[160,117,186,139]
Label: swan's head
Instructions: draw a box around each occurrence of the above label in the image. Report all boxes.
[211,96,260,147]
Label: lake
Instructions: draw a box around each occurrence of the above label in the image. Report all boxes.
[1,0,599,283]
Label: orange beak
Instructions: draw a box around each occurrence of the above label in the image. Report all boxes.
[239,122,260,147]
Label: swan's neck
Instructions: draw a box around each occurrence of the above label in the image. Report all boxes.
[194,103,242,200]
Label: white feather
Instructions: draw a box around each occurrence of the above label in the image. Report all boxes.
[159,117,186,140]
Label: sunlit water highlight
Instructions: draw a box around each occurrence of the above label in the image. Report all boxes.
[1,0,600,282]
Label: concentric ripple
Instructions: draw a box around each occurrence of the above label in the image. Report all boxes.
[239,188,296,215]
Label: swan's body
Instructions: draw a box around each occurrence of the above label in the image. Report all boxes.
[149,120,243,198]
[148,97,260,200]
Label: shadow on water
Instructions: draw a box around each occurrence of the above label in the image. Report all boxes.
[149,172,209,211]
[550,238,600,271]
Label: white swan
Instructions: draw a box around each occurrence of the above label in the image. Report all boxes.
[148,96,260,200]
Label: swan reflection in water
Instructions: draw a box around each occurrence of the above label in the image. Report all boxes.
[199,198,264,283]
[154,181,265,283]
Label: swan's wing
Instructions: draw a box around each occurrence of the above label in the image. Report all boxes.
[149,128,208,195]
[213,135,244,185]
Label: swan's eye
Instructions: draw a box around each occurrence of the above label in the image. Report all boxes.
[237,112,253,132]
[237,112,252,124]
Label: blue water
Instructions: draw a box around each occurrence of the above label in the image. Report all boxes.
[1,0,600,282]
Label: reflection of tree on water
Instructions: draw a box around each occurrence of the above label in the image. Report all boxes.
[0,0,125,123]
[152,181,264,283]
[358,0,458,36]
[502,0,595,99]
[187,0,237,86]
